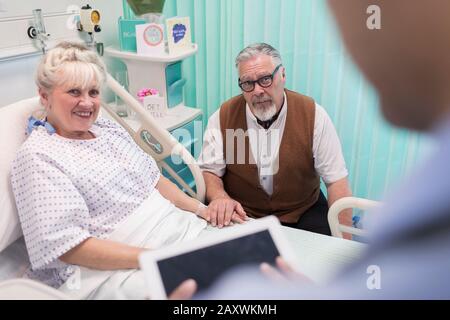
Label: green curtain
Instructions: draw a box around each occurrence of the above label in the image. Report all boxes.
[163,0,430,200]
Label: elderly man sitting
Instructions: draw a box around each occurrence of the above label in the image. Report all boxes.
[199,43,352,237]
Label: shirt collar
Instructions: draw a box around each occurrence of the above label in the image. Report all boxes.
[26,116,56,135]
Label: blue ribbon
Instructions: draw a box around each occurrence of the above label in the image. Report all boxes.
[27,116,56,135]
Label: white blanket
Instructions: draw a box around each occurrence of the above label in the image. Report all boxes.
[58,189,207,299]
[56,190,367,299]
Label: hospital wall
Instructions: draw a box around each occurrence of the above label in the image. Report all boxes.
[0,0,433,202]
[163,0,434,201]
[0,0,123,106]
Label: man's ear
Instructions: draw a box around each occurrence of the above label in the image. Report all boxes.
[280,67,286,84]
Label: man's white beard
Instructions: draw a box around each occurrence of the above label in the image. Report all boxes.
[253,103,277,121]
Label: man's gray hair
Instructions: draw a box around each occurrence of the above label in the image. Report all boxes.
[235,43,282,68]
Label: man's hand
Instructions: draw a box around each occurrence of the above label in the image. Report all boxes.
[206,198,249,228]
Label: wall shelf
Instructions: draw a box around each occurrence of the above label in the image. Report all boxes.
[104,44,198,63]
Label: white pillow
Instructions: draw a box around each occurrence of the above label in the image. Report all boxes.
[0,97,42,252]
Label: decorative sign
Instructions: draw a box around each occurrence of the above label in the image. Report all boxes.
[136,23,165,55]
[166,17,192,55]
[143,94,167,118]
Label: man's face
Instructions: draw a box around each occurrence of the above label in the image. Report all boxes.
[328,0,450,131]
[238,55,286,121]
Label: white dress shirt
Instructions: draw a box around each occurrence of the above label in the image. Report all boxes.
[198,93,348,195]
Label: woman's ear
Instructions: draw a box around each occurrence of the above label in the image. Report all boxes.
[38,88,50,109]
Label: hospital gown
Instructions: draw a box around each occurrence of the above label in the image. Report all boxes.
[10,117,205,289]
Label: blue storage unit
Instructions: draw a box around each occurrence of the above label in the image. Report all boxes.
[165,62,187,108]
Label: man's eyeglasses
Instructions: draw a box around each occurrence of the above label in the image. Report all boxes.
[238,64,283,93]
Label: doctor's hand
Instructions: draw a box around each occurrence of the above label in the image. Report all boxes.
[260,257,313,285]
[168,279,197,300]
[206,198,249,228]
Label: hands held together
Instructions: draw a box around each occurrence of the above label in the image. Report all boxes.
[196,197,249,228]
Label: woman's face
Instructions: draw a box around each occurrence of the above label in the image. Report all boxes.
[40,81,101,139]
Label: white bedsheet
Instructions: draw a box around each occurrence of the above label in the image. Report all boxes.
[0,204,367,299]
[282,226,367,284]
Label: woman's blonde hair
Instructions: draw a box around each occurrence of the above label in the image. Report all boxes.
[35,41,107,92]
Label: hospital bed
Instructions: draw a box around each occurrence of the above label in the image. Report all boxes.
[0,75,372,299]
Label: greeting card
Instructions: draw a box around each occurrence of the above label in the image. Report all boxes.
[166,17,192,55]
[136,23,165,55]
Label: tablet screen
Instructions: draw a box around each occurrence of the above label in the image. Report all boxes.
[157,230,279,294]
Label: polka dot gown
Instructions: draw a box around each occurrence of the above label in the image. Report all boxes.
[10,117,161,288]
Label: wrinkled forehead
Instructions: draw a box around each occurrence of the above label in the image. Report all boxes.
[238,55,276,80]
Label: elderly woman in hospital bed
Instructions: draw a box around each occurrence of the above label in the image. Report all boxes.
[8,41,247,299]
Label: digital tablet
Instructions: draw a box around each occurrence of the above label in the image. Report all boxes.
[139,216,298,299]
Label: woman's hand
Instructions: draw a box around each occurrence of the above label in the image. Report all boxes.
[156,176,248,228]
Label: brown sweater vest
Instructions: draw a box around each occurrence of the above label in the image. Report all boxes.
[220,89,320,223]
